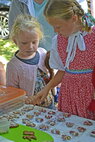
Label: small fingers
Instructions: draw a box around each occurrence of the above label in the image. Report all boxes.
[25,97,36,105]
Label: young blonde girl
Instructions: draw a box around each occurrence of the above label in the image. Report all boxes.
[9,0,88,51]
[33,0,95,119]
[6,14,54,108]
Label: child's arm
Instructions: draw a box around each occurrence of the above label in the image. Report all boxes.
[26,70,64,105]
[0,62,6,85]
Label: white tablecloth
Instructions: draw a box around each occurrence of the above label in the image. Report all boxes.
[0,104,95,142]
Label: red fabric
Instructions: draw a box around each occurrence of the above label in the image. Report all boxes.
[88,99,95,112]
[92,67,95,89]
[57,27,95,120]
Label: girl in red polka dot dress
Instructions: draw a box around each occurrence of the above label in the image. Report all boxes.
[32,0,95,120]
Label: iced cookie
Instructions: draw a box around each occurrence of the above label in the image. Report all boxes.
[83,120,93,126]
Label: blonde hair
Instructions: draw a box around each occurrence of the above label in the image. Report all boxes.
[10,14,43,40]
[44,0,91,32]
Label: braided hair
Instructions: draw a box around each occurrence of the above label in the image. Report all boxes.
[44,0,95,32]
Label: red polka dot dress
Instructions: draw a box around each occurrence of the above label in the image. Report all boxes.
[57,27,95,119]
[92,66,95,88]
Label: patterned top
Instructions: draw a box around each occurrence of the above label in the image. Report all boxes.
[6,48,53,107]
[92,66,95,88]
[58,28,95,71]
[34,68,53,107]
[50,27,95,119]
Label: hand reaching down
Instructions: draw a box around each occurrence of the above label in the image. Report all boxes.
[25,87,49,105]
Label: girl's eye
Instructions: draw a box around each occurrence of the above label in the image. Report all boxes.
[22,42,28,44]
[32,42,36,44]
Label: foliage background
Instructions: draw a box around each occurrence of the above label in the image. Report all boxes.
[0,39,17,61]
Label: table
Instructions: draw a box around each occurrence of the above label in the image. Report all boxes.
[0,104,95,142]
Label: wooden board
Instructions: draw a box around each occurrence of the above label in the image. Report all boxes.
[0,86,26,104]
[0,124,54,142]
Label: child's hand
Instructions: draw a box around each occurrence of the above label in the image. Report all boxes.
[34,87,49,105]
[25,86,50,105]
[25,95,44,105]
[25,96,37,105]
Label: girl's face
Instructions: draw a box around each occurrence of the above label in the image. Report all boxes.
[47,16,78,37]
[14,30,39,57]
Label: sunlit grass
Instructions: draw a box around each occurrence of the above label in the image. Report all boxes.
[0,39,18,61]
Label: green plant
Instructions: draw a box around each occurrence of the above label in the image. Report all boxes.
[0,39,18,61]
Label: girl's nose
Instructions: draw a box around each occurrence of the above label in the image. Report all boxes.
[29,43,33,48]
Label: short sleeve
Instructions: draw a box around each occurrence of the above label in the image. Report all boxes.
[49,35,65,71]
